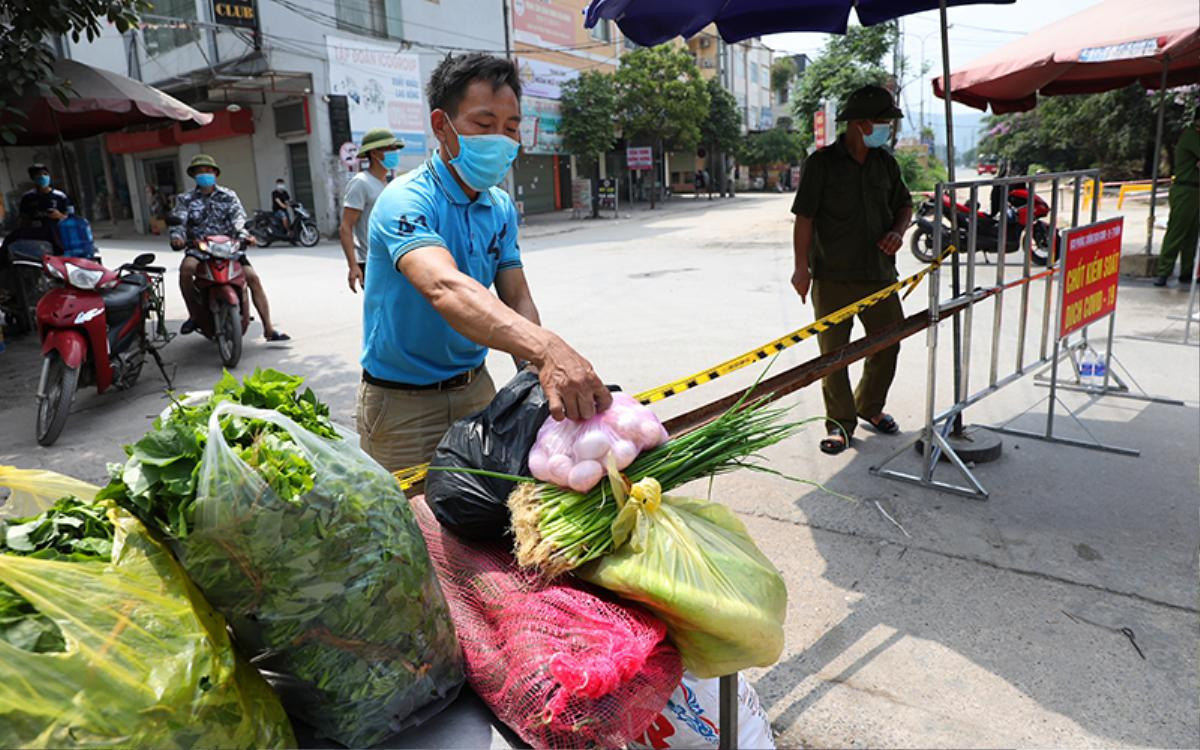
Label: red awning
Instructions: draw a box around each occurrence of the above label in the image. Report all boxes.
[934,0,1200,113]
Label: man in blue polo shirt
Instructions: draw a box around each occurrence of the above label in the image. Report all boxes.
[359,53,611,473]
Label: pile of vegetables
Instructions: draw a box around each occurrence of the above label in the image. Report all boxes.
[0,489,294,748]
[98,369,464,747]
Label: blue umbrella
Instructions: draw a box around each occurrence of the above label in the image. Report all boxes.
[584,0,1014,47]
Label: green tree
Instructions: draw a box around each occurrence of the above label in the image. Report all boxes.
[614,45,710,208]
[738,128,804,167]
[560,70,618,217]
[0,0,149,143]
[699,76,740,197]
[791,23,897,150]
[770,56,797,100]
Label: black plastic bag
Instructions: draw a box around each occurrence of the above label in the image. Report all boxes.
[425,371,548,540]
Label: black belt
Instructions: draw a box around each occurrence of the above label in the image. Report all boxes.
[363,364,485,392]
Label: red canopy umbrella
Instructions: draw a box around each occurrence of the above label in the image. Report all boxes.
[2,57,212,145]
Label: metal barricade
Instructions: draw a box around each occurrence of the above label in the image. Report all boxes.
[870,169,1172,500]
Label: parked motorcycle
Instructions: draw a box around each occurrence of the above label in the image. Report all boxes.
[169,216,251,369]
[0,239,53,336]
[911,186,1054,265]
[247,201,320,247]
[35,253,172,446]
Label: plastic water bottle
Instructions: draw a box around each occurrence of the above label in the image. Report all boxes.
[1093,351,1107,385]
[1079,348,1095,384]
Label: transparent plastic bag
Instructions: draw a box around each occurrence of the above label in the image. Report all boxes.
[530,391,668,492]
[576,478,787,678]
[0,465,99,517]
[0,472,293,749]
[181,402,463,747]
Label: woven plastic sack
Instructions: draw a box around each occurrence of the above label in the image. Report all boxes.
[0,472,294,749]
[411,495,682,749]
[0,465,99,516]
[177,402,463,747]
[630,671,775,750]
[576,478,787,678]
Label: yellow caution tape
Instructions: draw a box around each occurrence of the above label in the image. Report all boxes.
[394,246,956,491]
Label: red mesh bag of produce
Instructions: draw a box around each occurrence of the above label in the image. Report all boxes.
[411,496,682,749]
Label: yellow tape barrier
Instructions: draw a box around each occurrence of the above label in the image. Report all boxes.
[393,246,956,491]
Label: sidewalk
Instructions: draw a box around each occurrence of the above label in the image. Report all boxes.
[520,191,742,239]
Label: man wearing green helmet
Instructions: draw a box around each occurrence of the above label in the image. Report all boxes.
[339,128,402,293]
[170,154,289,341]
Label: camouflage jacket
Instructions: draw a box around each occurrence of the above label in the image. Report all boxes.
[169,185,248,242]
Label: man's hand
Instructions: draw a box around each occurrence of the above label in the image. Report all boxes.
[535,334,612,421]
[791,266,812,303]
[46,209,66,221]
[243,235,257,247]
[347,263,364,293]
[878,230,903,256]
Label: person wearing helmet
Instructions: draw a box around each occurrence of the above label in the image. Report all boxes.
[790,84,912,455]
[340,128,402,293]
[170,154,290,341]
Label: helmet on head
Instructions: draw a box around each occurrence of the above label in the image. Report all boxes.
[186,153,221,177]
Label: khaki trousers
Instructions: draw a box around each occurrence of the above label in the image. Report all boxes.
[355,368,496,482]
[811,278,904,438]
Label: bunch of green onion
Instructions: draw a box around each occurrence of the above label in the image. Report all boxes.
[509,394,816,577]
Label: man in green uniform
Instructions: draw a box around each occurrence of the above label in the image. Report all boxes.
[791,85,913,454]
[1155,113,1200,287]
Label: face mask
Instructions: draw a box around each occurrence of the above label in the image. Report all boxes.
[34,175,50,188]
[380,150,401,170]
[195,173,217,188]
[863,123,891,149]
[275,183,286,190]
[445,119,520,190]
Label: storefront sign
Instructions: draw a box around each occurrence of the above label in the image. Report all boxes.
[213,0,257,29]
[1059,217,1123,338]
[517,57,579,100]
[519,96,564,155]
[813,109,827,149]
[626,146,652,170]
[326,36,426,156]
[512,0,576,48]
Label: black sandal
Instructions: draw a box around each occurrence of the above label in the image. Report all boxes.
[820,432,849,455]
[861,413,900,434]
[265,330,291,342]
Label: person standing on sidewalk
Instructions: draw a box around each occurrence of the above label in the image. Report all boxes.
[1154,113,1200,287]
[340,128,402,293]
[358,53,611,474]
[790,85,913,455]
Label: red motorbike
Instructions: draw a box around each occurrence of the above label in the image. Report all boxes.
[35,253,173,446]
[912,186,1054,265]
[172,226,251,369]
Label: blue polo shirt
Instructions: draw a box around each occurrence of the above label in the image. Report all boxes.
[362,153,523,385]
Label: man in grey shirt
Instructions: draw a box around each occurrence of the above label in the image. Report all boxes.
[340,128,402,292]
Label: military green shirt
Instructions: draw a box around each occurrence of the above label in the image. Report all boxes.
[791,137,913,282]
[1173,125,1200,186]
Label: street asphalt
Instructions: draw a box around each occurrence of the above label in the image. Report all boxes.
[1,192,1196,748]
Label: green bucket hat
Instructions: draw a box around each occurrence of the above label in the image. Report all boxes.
[836,85,903,122]
[186,153,221,177]
[359,128,402,155]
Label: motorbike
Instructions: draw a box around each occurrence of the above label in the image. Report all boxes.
[911,185,1054,266]
[1,239,54,336]
[35,253,172,446]
[247,201,320,247]
[169,216,251,369]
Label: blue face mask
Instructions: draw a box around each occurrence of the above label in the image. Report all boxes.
[195,173,217,189]
[445,120,520,191]
[863,123,892,149]
[380,150,401,170]
[34,174,50,188]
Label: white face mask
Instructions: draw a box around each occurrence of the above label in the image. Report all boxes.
[275,183,286,190]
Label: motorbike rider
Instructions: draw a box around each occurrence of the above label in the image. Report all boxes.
[271,178,292,235]
[12,163,73,253]
[169,154,290,341]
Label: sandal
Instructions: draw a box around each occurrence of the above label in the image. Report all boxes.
[265,330,291,342]
[861,413,900,434]
[819,431,849,455]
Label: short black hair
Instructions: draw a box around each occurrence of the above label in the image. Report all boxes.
[426,53,521,116]
[28,163,48,178]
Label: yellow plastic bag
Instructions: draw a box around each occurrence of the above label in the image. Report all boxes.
[0,470,295,749]
[0,465,99,517]
[576,478,787,678]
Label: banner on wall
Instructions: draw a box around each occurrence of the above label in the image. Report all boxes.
[326,36,426,155]
[519,96,564,155]
[517,57,580,100]
[512,0,576,48]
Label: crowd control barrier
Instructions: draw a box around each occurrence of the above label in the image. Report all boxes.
[872,170,1182,500]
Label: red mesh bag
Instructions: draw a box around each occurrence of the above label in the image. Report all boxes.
[411,496,682,749]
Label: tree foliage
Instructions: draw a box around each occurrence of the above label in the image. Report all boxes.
[614,45,710,151]
[0,0,149,144]
[791,23,897,150]
[980,85,1200,179]
[700,76,741,155]
[560,70,618,162]
[738,128,804,166]
[770,56,797,97]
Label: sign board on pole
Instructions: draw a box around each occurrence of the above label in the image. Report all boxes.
[626,146,652,170]
[1059,217,1123,338]
[813,109,827,149]
[598,177,617,211]
[212,0,257,29]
